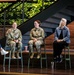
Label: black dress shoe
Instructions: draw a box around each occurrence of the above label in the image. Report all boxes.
[56,56,62,63]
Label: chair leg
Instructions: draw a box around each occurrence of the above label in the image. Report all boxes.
[44,46,48,68]
[8,58,11,72]
[28,58,30,68]
[21,53,23,68]
[64,46,71,69]
[44,51,47,68]
[3,55,5,71]
[40,57,42,69]
[40,53,47,69]
[21,58,23,68]
[64,48,66,69]
[68,47,71,69]
[45,56,47,68]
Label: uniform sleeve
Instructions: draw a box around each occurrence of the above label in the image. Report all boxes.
[18,30,22,42]
[30,29,35,40]
[6,29,11,37]
[6,29,13,41]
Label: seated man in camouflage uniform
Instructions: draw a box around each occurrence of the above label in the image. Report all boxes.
[28,20,45,59]
[6,22,22,59]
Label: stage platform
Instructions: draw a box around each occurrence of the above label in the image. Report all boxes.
[0,65,74,75]
[0,49,74,75]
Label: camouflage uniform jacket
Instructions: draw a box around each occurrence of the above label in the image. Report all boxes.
[6,28,22,44]
[30,27,45,40]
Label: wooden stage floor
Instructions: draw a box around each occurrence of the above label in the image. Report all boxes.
[0,49,74,75]
[0,65,74,75]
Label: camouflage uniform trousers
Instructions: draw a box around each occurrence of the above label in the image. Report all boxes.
[28,40,43,54]
[9,41,22,53]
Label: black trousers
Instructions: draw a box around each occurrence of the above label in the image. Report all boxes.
[53,41,69,58]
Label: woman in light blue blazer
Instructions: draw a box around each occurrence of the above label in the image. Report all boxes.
[53,18,70,62]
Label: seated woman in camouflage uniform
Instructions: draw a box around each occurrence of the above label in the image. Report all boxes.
[6,22,22,59]
[28,20,45,59]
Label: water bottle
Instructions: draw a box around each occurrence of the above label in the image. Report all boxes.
[51,62,54,70]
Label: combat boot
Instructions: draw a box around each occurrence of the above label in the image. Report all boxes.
[17,52,21,59]
[37,53,41,59]
[30,53,34,59]
[12,52,16,59]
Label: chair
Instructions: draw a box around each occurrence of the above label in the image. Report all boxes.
[64,46,71,69]
[3,44,23,71]
[52,46,71,69]
[28,40,47,69]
